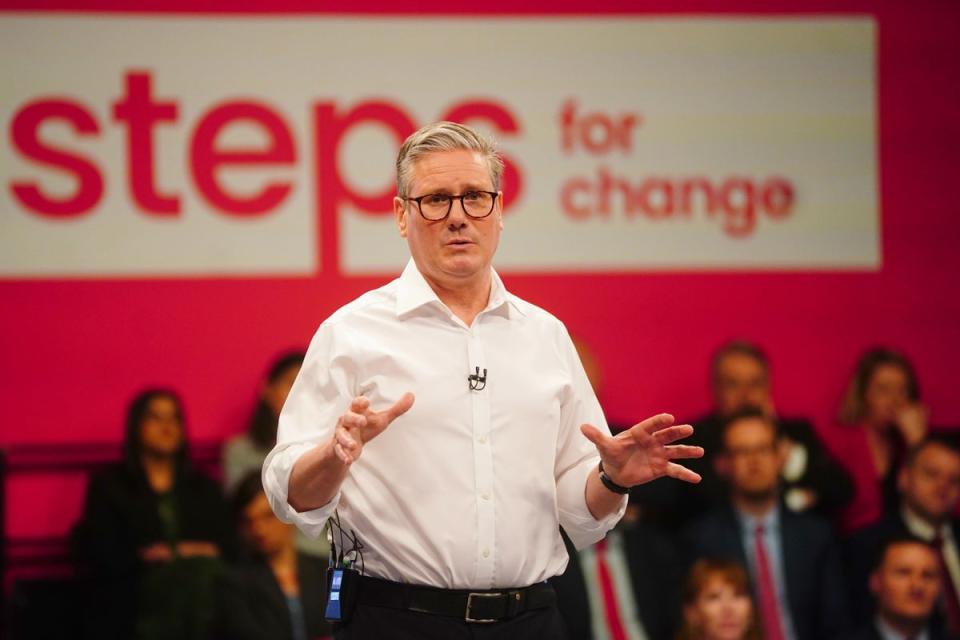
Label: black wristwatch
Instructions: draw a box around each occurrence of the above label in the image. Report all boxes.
[598,461,630,495]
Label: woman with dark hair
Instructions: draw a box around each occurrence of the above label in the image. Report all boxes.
[214,472,332,640]
[223,352,304,493]
[676,558,761,640]
[72,389,236,640]
[832,347,928,533]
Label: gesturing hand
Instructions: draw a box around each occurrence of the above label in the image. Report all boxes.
[333,393,415,465]
[580,413,703,487]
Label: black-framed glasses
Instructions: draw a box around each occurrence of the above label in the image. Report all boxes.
[403,191,499,221]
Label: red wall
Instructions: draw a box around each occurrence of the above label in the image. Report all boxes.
[2,0,959,541]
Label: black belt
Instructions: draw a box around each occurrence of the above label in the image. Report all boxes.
[356,575,556,623]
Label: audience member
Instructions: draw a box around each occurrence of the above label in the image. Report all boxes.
[223,352,327,558]
[676,558,761,640]
[553,500,684,639]
[71,389,236,640]
[845,435,960,633]
[223,351,304,492]
[844,536,946,640]
[639,340,852,527]
[833,348,928,534]
[684,407,851,640]
[551,337,684,638]
[214,472,331,640]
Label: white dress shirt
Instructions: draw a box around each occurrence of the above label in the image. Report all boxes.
[263,259,626,590]
[901,505,960,606]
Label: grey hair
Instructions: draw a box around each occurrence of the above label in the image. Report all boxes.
[395,121,504,197]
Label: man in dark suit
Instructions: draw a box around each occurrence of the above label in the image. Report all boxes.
[684,407,851,640]
[845,535,946,640]
[639,340,853,529]
[215,473,332,640]
[845,435,960,634]
[552,504,684,640]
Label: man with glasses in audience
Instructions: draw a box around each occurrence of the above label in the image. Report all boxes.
[684,407,851,640]
[262,122,703,640]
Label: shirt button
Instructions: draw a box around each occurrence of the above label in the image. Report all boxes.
[482,548,490,558]
[481,493,490,501]
[478,435,488,444]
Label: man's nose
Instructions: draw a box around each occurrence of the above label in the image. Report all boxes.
[447,200,468,228]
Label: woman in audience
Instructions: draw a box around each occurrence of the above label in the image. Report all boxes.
[222,351,304,492]
[215,472,332,640]
[676,558,760,640]
[72,389,235,640]
[833,347,928,533]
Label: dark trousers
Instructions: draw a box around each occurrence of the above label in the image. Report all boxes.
[333,603,570,640]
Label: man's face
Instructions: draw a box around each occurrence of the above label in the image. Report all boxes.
[870,542,940,626]
[713,353,770,417]
[394,149,503,289]
[900,443,960,525]
[241,492,294,557]
[721,417,783,500]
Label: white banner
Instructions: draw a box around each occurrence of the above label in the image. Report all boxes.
[0,15,878,276]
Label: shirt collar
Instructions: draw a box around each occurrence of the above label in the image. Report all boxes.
[875,614,929,640]
[901,505,950,542]
[735,503,781,533]
[395,258,525,319]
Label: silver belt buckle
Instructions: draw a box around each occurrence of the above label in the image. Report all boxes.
[465,592,501,623]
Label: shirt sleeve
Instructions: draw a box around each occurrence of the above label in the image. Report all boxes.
[552,323,627,550]
[262,320,356,540]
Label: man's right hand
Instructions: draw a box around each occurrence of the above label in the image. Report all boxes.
[333,393,415,465]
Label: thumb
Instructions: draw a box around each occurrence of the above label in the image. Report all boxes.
[580,423,609,450]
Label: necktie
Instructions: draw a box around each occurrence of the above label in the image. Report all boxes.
[932,534,960,636]
[595,538,629,640]
[753,525,786,640]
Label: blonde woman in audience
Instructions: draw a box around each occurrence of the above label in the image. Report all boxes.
[833,347,928,533]
[676,558,760,640]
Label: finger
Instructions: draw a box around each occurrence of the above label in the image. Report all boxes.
[350,396,371,414]
[341,411,368,430]
[647,424,695,446]
[381,392,415,423]
[665,462,702,484]
[333,441,353,465]
[335,427,358,451]
[632,413,675,435]
[664,444,705,460]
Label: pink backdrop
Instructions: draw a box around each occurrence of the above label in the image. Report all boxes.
[2,0,959,542]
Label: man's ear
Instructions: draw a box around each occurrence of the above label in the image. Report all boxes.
[868,569,882,597]
[497,192,504,230]
[897,465,910,495]
[394,196,408,238]
[714,451,730,479]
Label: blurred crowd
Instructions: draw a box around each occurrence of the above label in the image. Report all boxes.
[67,341,957,640]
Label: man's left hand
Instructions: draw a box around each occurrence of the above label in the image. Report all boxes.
[580,413,703,487]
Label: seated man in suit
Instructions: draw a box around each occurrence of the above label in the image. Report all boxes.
[214,472,331,640]
[700,340,853,518]
[552,501,684,640]
[846,535,945,640]
[845,435,960,634]
[684,407,851,640]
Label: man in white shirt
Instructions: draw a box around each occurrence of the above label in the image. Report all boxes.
[262,121,703,639]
